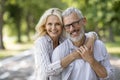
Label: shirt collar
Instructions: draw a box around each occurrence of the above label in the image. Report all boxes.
[67,39,77,51]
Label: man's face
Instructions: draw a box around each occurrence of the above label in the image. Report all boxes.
[63,12,86,42]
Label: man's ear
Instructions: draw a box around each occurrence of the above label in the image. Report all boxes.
[82,17,87,25]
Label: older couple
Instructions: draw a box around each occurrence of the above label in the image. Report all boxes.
[33,7,114,80]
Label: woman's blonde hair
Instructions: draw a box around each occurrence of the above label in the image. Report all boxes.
[34,8,63,39]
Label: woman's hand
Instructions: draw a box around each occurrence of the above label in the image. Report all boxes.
[85,32,97,51]
[85,36,95,52]
[72,50,82,59]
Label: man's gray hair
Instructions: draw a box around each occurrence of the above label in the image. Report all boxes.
[62,7,84,19]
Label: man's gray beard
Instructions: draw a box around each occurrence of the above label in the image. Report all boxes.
[66,27,85,42]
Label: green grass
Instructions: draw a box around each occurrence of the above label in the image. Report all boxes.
[0,42,33,59]
[105,36,120,57]
[0,35,34,60]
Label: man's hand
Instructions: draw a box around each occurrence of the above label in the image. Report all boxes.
[77,45,95,64]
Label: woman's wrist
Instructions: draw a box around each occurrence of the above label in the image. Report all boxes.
[85,37,93,49]
[73,50,82,59]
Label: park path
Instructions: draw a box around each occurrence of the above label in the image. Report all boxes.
[0,49,120,80]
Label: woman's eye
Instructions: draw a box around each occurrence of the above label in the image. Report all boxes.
[48,23,52,26]
[56,23,61,26]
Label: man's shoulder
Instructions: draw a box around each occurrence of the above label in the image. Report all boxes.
[94,39,108,61]
[94,40,105,46]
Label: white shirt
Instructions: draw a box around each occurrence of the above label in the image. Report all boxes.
[51,39,114,80]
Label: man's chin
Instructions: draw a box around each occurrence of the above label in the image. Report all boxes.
[70,37,81,42]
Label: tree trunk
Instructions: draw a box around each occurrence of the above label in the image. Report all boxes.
[109,26,115,42]
[17,20,22,43]
[26,13,31,41]
[0,0,5,49]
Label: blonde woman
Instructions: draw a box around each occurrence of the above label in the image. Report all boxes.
[33,8,97,80]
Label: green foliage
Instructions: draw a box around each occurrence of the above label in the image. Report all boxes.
[1,0,120,43]
[0,0,120,57]
[62,0,120,38]
[0,41,33,59]
[2,0,67,43]
[106,36,120,57]
[112,0,120,35]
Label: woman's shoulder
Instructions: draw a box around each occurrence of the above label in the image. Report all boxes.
[34,35,51,44]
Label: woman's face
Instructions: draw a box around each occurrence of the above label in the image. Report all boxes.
[45,15,62,39]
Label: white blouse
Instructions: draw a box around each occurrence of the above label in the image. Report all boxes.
[33,35,64,80]
[51,39,114,80]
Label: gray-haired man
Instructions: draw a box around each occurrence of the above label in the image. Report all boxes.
[51,7,114,80]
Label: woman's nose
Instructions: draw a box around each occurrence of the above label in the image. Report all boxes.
[51,24,56,30]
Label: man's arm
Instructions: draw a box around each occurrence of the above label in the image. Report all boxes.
[89,58,107,78]
[89,41,114,79]
[77,45,107,78]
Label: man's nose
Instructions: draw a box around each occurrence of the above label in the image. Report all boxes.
[69,25,74,31]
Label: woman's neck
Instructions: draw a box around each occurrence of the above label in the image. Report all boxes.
[52,37,59,49]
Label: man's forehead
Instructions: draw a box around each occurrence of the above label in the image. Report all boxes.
[63,13,80,23]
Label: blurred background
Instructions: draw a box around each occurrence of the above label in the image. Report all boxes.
[0,0,120,80]
[0,0,120,59]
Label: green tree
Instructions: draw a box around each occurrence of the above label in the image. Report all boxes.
[0,0,5,49]
[7,4,22,42]
[16,0,66,41]
[61,0,120,42]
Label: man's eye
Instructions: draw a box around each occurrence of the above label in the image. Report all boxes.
[64,25,70,28]
[72,22,78,26]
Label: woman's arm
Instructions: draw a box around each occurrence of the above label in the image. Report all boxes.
[49,32,99,75]
[33,37,80,78]
[34,32,98,77]
[60,51,81,68]
[61,32,98,68]
[34,39,52,79]
[85,31,98,50]
[48,50,81,75]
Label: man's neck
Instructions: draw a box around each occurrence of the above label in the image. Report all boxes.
[73,35,86,47]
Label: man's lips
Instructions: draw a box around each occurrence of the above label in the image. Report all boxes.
[70,30,79,36]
